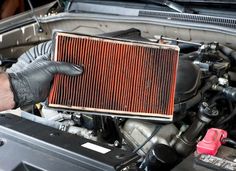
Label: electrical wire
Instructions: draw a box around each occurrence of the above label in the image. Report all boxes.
[132,126,161,154]
[222,138,236,147]
[216,107,236,126]
[27,0,43,32]
[56,0,62,7]
[117,126,162,161]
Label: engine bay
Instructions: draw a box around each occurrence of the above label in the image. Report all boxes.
[0,1,236,170]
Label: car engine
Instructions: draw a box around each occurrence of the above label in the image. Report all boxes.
[0,1,236,170]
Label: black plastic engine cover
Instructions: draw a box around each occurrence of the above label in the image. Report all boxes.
[175,60,201,104]
[0,114,139,171]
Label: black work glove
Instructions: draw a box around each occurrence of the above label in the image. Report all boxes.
[8,60,83,108]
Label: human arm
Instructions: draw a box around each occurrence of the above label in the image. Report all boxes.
[0,73,15,111]
[0,0,24,19]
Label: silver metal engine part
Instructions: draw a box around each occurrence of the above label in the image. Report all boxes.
[67,126,97,141]
[122,119,178,156]
[21,111,97,141]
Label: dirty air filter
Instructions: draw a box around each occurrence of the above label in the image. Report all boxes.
[48,32,179,121]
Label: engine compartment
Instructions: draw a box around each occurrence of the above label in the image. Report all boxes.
[1,1,236,170]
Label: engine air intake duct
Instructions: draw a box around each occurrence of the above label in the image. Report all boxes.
[48,32,179,121]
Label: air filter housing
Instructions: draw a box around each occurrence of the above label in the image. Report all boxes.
[48,32,179,121]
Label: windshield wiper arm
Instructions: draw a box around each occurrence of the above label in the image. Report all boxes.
[144,0,197,13]
[164,0,186,12]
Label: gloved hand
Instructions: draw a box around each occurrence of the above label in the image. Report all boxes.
[8,60,83,108]
[7,41,52,73]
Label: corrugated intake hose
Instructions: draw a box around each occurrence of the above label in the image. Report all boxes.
[219,45,236,63]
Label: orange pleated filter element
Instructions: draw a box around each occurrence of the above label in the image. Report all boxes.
[48,32,179,121]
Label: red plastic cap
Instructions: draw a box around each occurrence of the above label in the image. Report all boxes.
[197,128,227,156]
